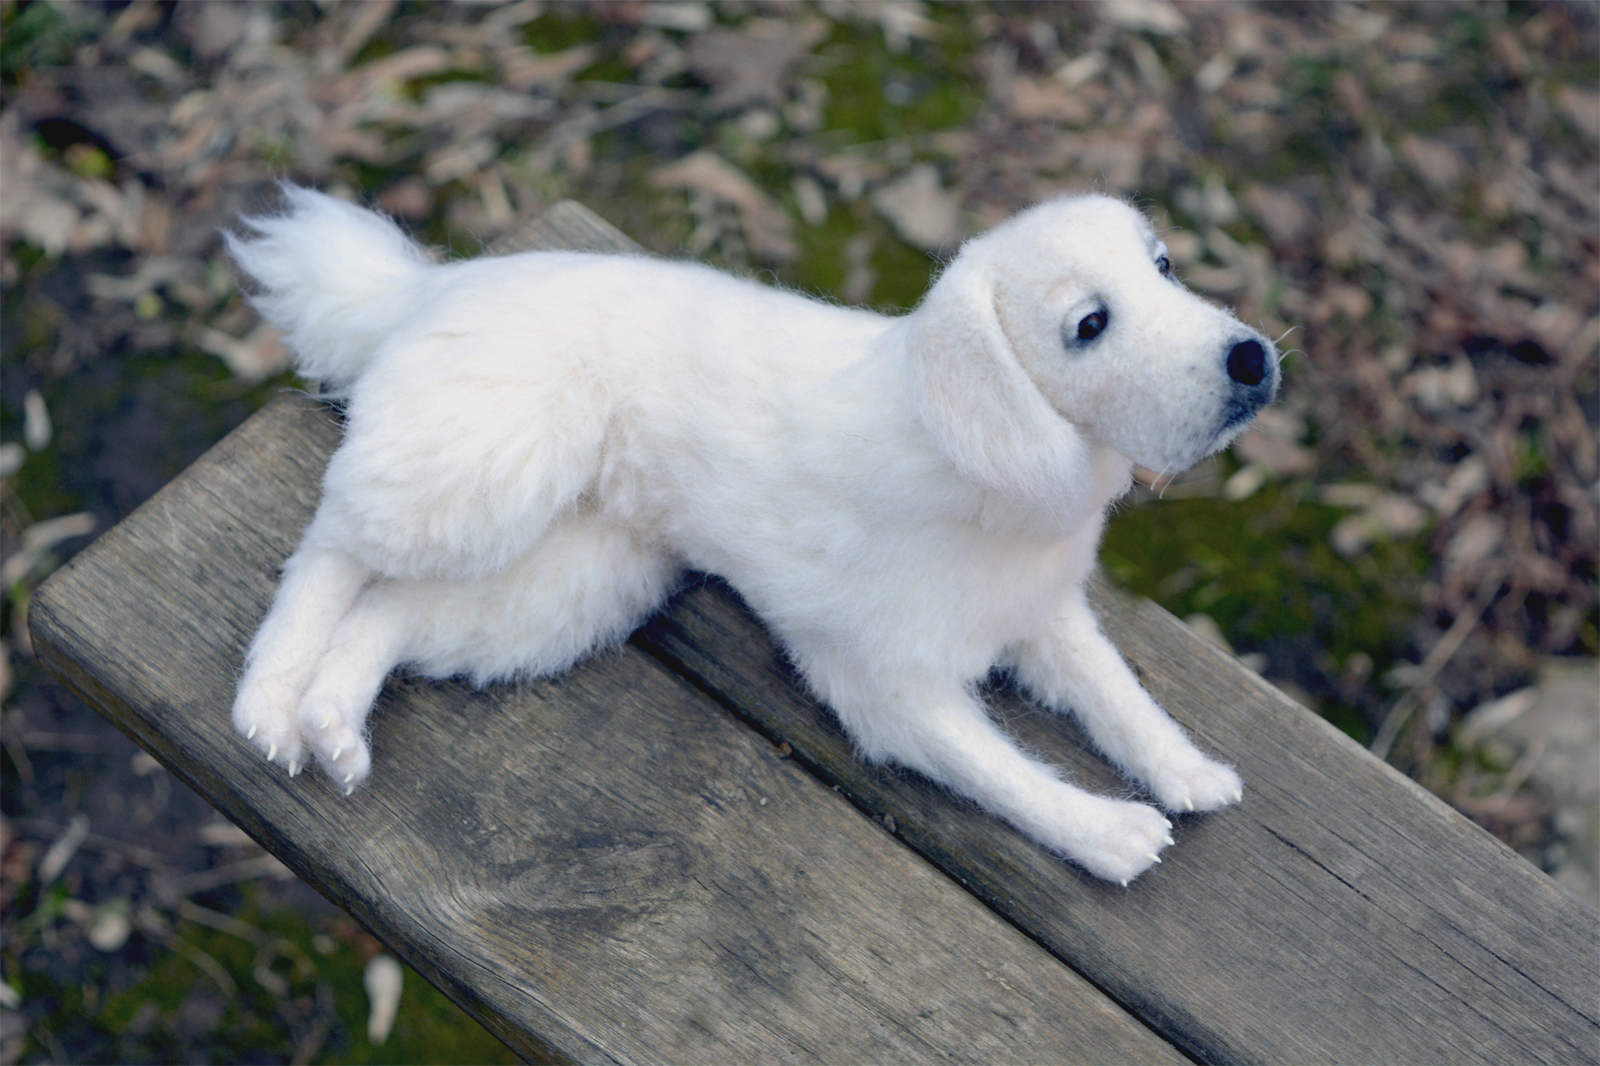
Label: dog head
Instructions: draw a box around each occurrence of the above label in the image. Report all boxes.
[906,195,1279,517]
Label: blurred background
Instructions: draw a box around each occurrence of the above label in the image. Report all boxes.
[1,0,1595,1060]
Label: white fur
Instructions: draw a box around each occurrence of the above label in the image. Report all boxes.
[227,186,1278,885]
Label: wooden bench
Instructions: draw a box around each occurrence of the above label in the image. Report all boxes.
[31,202,1598,1064]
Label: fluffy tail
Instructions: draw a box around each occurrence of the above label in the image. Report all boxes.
[225,184,433,391]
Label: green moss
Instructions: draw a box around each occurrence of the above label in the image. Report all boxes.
[785,209,864,299]
[62,143,114,181]
[20,892,518,1064]
[866,233,936,312]
[1513,430,1549,486]
[0,0,97,87]
[522,11,609,56]
[576,56,634,84]
[811,17,980,147]
[0,288,299,525]
[1102,477,1426,741]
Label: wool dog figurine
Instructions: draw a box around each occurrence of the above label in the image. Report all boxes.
[228,185,1278,885]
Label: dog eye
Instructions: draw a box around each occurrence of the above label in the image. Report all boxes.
[1155,255,1172,277]
[1076,308,1109,342]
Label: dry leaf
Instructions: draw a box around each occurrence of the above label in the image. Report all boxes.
[870,164,962,251]
[687,17,829,113]
[1098,0,1188,36]
[1007,76,1091,124]
[1400,135,1467,192]
[651,151,797,262]
[364,955,403,1044]
[1417,456,1490,518]
[1445,513,1506,570]
[499,43,599,92]
[1234,428,1315,477]
[1243,185,1312,245]
[1556,86,1600,143]
[194,322,292,381]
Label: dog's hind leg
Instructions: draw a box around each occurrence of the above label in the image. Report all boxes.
[295,585,413,792]
[827,679,1175,884]
[401,513,682,683]
[1012,585,1243,815]
[295,514,681,792]
[233,536,371,775]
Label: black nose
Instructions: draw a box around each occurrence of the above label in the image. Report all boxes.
[1227,339,1267,387]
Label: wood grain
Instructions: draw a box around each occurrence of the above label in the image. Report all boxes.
[638,576,1600,1065]
[495,200,643,256]
[29,205,1191,1065]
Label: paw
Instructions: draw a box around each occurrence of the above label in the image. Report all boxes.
[297,693,373,795]
[233,677,307,776]
[1072,799,1176,886]
[1147,753,1243,814]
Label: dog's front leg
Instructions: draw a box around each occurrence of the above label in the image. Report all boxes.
[830,683,1174,884]
[1013,585,1243,814]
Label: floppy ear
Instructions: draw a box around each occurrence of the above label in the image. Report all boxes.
[905,255,1095,523]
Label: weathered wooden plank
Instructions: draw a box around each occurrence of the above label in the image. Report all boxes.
[29,205,1191,1064]
[495,200,642,256]
[638,575,1600,1065]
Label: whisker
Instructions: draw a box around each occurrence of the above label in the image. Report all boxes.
[1155,463,1176,499]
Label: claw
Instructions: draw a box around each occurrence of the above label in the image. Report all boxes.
[247,724,258,740]
[266,742,277,762]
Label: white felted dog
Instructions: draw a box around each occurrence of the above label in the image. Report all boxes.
[228,185,1278,885]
